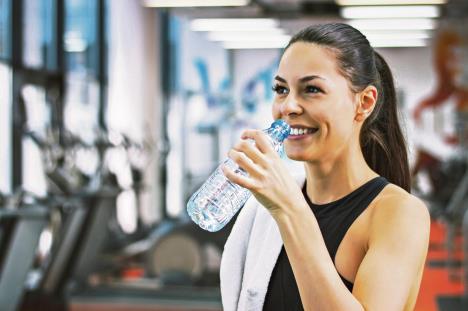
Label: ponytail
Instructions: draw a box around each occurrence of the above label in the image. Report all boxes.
[360,51,411,192]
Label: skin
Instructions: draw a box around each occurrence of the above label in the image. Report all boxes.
[222,42,430,311]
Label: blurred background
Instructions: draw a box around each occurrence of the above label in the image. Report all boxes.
[0,0,467,310]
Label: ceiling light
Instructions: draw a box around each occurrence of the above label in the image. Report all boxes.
[223,40,289,49]
[143,0,249,8]
[191,18,280,32]
[363,30,431,40]
[336,0,447,5]
[348,18,437,30]
[341,5,440,19]
[369,38,428,47]
[208,29,286,40]
[208,33,290,42]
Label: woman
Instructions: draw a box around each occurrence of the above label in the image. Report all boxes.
[220,23,430,311]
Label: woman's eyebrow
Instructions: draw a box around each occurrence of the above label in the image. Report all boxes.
[274,75,325,84]
[274,75,287,83]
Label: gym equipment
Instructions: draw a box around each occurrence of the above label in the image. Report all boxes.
[19,129,121,311]
[0,191,48,311]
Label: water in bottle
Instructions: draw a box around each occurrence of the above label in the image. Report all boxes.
[186,119,290,232]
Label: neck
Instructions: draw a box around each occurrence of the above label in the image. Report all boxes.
[304,144,378,205]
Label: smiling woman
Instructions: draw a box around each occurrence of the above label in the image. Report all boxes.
[220,23,430,311]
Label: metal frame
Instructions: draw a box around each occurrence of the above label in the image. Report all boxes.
[159,9,171,220]
[11,0,23,188]
[97,0,107,130]
[11,0,66,188]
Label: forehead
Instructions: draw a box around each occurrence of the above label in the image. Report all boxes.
[277,42,342,82]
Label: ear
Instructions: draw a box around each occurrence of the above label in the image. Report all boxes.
[355,85,378,122]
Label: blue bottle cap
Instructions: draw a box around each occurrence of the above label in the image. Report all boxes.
[269,119,290,142]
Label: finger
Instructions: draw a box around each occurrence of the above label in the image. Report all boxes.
[240,129,275,155]
[233,139,266,166]
[221,165,257,190]
[228,149,263,178]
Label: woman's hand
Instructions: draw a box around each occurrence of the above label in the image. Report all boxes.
[222,129,305,218]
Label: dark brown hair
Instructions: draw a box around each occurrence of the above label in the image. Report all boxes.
[285,23,410,192]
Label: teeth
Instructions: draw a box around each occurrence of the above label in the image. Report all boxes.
[290,127,317,136]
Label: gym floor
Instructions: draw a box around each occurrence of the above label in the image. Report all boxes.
[69,285,223,311]
[70,304,221,311]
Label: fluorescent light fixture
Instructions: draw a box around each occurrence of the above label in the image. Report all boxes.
[208,29,286,40]
[143,0,249,7]
[336,0,447,5]
[349,18,437,30]
[191,18,279,32]
[223,40,289,49]
[208,33,290,42]
[369,38,428,47]
[363,30,431,40]
[341,5,440,19]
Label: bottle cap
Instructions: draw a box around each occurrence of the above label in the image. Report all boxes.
[269,119,290,142]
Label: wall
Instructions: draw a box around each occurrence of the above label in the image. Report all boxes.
[107,0,161,223]
[165,15,230,217]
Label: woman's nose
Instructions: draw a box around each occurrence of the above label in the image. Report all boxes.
[280,97,302,117]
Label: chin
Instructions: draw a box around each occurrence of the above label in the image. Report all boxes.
[284,142,323,162]
[285,150,314,162]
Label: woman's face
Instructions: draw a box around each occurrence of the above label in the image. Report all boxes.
[272,42,360,162]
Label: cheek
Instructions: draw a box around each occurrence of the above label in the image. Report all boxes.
[272,102,281,119]
[327,105,355,140]
[317,98,354,135]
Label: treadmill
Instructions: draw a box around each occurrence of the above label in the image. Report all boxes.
[0,198,48,311]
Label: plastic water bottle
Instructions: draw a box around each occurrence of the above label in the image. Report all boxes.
[187,119,290,232]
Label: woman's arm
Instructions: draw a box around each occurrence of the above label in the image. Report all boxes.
[274,194,430,311]
[351,194,430,311]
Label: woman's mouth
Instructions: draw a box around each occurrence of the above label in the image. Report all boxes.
[287,127,319,140]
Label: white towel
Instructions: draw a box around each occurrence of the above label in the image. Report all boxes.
[220,174,305,311]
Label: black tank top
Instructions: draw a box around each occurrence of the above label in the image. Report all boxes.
[263,176,389,311]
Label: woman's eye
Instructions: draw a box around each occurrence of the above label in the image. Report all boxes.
[272,85,288,95]
[305,85,322,94]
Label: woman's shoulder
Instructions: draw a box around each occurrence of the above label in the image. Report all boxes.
[375,182,428,211]
[369,182,430,238]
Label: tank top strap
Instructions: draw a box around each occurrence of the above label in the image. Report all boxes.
[303,176,389,263]
[332,176,388,263]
